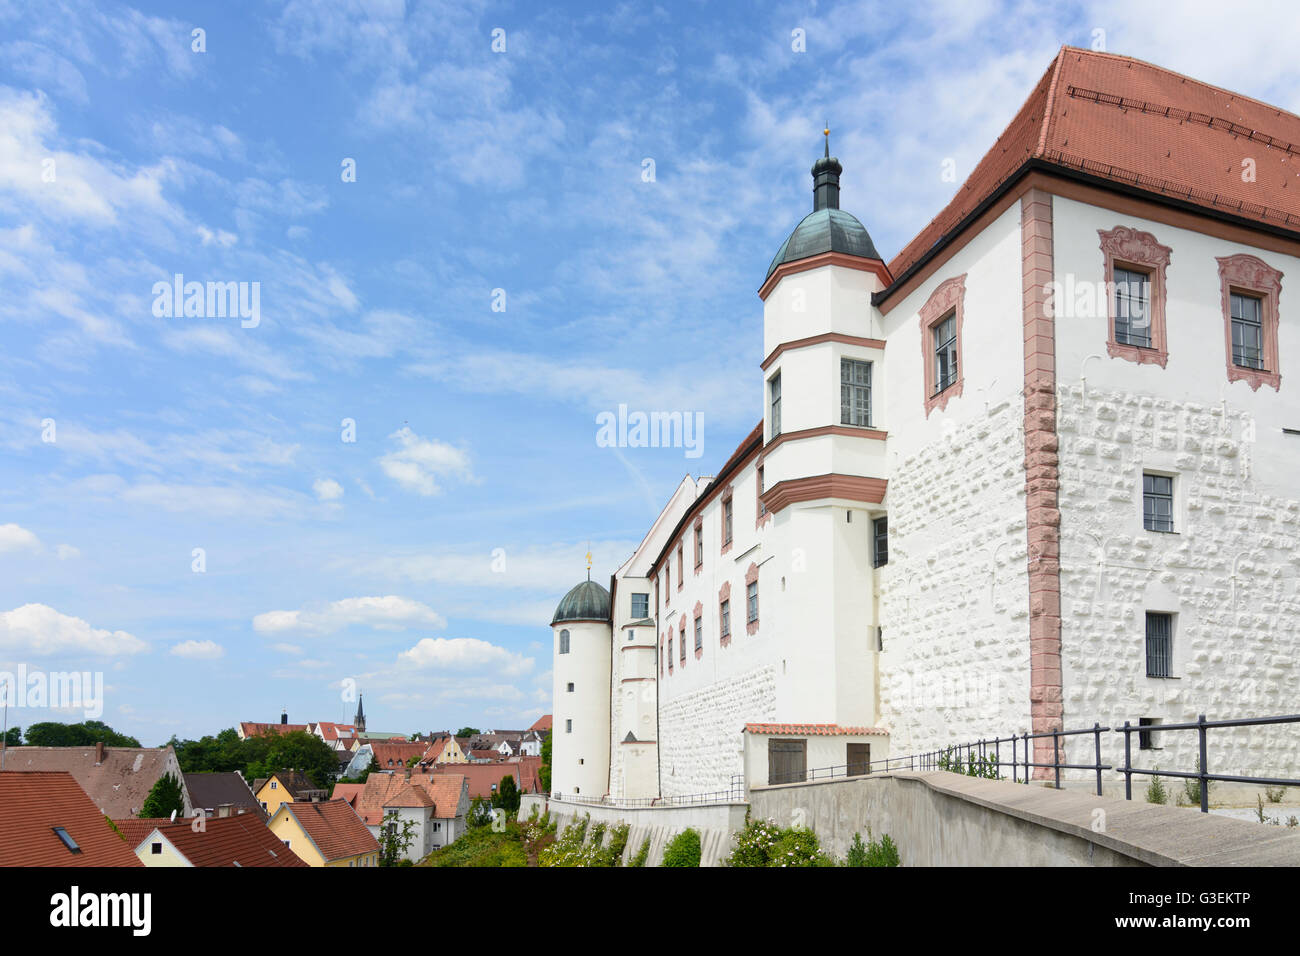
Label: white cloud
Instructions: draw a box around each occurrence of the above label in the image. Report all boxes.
[253,595,447,635]
[0,523,41,552]
[398,637,533,677]
[55,544,80,560]
[378,427,474,496]
[313,477,344,501]
[169,639,223,660]
[0,603,147,656]
[271,642,303,655]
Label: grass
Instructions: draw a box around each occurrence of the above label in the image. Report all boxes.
[419,824,530,867]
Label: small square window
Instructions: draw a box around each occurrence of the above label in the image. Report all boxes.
[1142,474,1174,532]
[151,842,162,855]
[1138,717,1161,751]
[566,682,574,693]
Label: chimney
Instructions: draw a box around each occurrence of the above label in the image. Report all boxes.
[94,741,104,765]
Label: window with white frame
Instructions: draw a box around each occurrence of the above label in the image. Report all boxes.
[769,373,782,436]
[841,358,872,427]
[631,593,649,618]
[720,599,730,639]
[746,581,758,623]
[694,615,702,652]
[933,312,959,393]
[1142,473,1174,532]
[1230,291,1265,369]
[1113,266,1153,348]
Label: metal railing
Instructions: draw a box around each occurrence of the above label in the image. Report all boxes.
[550,775,746,808]
[1119,713,1300,812]
[763,713,1300,813]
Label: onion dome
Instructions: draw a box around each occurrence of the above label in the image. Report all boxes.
[551,579,611,625]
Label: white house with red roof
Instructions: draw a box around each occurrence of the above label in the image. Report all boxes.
[551,46,1300,802]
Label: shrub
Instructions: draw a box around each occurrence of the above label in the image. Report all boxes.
[769,827,834,867]
[539,815,594,867]
[628,837,650,868]
[1265,786,1286,803]
[1182,759,1212,806]
[724,817,784,867]
[662,828,702,867]
[592,823,630,867]
[844,829,901,867]
[1145,770,1167,805]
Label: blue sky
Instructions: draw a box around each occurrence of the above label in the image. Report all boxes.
[1,0,1297,745]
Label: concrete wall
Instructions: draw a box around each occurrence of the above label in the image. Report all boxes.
[748,770,1300,866]
[520,794,748,867]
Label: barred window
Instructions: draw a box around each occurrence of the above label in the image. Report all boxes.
[1114,267,1152,348]
[1145,612,1172,678]
[1230,292,1265,369]
[933,313,958,393]
[841,358,872,427]
[1143,473,1174,532]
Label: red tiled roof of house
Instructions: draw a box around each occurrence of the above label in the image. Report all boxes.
[888,46,1300,284]
[0,772,143,867]
[1,746,187,819]
[529,714,552,732]
[743,723,889,737]
[469,749,505,762]
[369,742,427,770]
[239,722,309,738]
[332,783,364,807]
[278,799,378,862]
[435,762,521,801]
[425,775,466,819]
[385,783,435,809]
[313,722,357,741]
[126,814,309,867]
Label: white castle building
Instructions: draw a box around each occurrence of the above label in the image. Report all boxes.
[549,47,1300,800]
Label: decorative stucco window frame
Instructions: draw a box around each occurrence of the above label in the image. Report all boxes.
[678,615,687,666]
[919,274,966,417]
[1217,253,1283,391]
[744,562,760,635]
[718,581,732,647]
[720,485,734,556]
[1098,225,1172,368]
[693,602,704,659]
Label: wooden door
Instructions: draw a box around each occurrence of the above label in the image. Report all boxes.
[847,743,871,776]
[768,738,806,785]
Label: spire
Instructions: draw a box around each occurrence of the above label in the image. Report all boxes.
[354,693,366,732]
[811,123,842,212]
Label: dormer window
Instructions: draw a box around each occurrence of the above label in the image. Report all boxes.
[52,826,81,854]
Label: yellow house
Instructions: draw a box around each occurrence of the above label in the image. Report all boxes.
[425,735,469,764]
[268,799,380,867]
[254,769,328,817]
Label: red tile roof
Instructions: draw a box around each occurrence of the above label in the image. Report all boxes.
[435,762,523,801]
[332,783,364,807]
[239,722,309,738]
[0,772,143,867]
[278,799,378,862]
[528,714,553,732]
[313,722,357,741]
[743,723,889,737]
[1,746,187,819]
[888,46,1300,285]
[369,742,427,769]
[124,814,309,867]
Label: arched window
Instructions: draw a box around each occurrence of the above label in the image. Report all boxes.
[559,629,570,654]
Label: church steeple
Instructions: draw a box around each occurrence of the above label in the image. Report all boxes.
[354,693,366,732]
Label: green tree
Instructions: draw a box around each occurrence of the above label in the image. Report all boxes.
[141,772,185,818]
[539,733,551,792]
[662,828,702,867]
[455,727,480,738]
[492,775,520,815]
[2,727,20,746]
[24,720,140,747]
[245,730,338,789]
[466,796,494,829]
[379,812,418,866]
